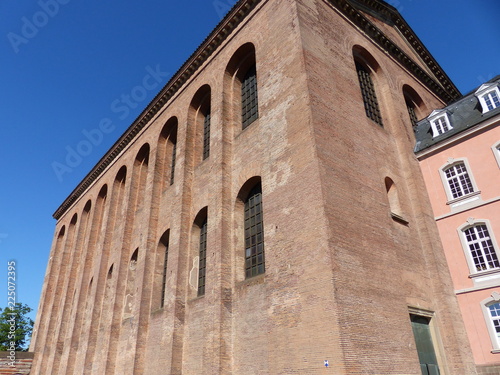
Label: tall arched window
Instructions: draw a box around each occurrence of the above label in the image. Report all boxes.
[225,43,259,130]
[402,85,425,131]
[481,293,500,351]
[157,117,178,190]
[160,232,170,307]
[190,208,208,297]
[353,46,384,127]
[197,217,208,296]
[123,248,139,318]
[189,85,211,163]
[442,161,475,200]
[133,144,150,212]
[355,61,383,126]
[241,64,258,128]
[384,177,407,224]
[463,224,499,272]
[154,230,170,309]
[243,182,265,278]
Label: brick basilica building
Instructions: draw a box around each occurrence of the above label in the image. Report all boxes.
[29,0,478,373]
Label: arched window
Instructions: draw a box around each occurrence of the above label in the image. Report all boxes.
[189,208,208,297]
[243,182,265,278]
[197,217,208,296]
[353,46,384,127]
[475,83,500,113]
[385,177,407,224]
[225,43,259,130]
[159,231,170,307]
[488,302,500,341]
[481,293,500,351]
[241,64,258,128]
[153,230,170,309]
[492,141,500,168]
[124,248,139,318]
[133,144,150,211]
[157,117,178,189]
[462,223,499,273]
[441,161,475,200]
[402,85,426,131]
[189,85,211,162]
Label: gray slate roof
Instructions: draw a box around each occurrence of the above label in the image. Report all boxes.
[414,75,500,153]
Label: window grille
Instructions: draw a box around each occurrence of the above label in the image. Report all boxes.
[170,142,176,185]
[356,62,383,126]
[241,65,259,129]
[198,219,207,296]
[489,303,500,342]
[444,163,474,199]
[464,225,499,272]
[244,184,265,278]
[160,243,169,308]
[406,101,418,128]
[484,91,500,111]
[203,110,210,160]
[433,116,451,135]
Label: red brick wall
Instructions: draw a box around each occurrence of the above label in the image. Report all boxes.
[0,352,33,375]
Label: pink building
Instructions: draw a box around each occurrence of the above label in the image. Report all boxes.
[416,77,500,374]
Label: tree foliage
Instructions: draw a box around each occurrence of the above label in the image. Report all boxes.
[0,303,34,351]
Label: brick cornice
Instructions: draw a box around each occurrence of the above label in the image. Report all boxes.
[332,0,460,103]
[53,0,460,220]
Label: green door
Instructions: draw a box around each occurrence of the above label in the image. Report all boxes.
[410,315,440,375]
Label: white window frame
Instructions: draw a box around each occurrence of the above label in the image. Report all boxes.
[458,219,500,277]
[476,83,500,114]
[439,158,479,203]
[482,292,500,352]
[427,109,452,137]
[492,141,500,169]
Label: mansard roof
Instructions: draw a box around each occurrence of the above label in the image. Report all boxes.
[53,0,461,219]
[414,75,500,154]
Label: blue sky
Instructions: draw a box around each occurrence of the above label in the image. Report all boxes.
[0,0,498,331]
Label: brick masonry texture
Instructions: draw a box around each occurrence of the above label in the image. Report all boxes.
[29,0,477,374]
[0,352,33,375]
[477,365,500,375]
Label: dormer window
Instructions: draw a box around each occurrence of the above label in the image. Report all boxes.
[427,110,452,137]
[475,83,500,114]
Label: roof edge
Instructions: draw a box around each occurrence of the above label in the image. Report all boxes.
[52,0,261,220]
[339,0,460,102]
[53,0,461,220]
